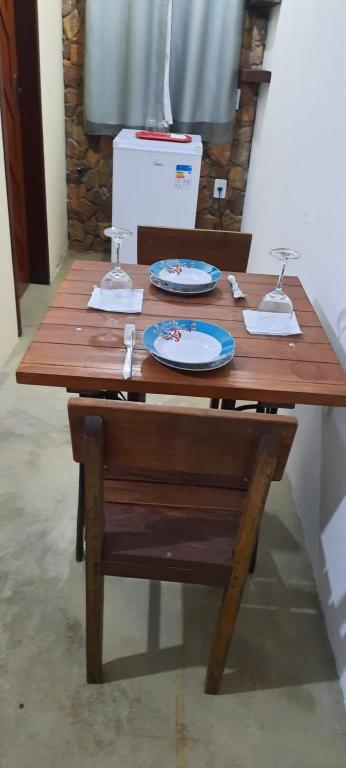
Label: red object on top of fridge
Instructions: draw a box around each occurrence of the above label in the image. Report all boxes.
[135,131,192,143]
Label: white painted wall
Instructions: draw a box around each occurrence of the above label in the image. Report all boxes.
[0,114,18,365]
[242,0,346,699]
[37,0,67,277]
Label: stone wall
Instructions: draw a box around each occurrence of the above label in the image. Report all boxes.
[62,0,268,251]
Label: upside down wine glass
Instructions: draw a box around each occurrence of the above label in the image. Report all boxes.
[100,226,133,299]
[258,248,301,314]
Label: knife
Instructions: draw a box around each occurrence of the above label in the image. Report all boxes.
[228,274,247,299]
[123,323,135,379]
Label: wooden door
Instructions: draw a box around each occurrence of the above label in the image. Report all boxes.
[14,0,50,286]
[0,0,29,325]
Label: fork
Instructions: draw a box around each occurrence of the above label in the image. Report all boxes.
[123,323,135,379]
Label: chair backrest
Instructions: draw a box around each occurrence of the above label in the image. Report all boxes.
[137,225,252,272]
[68,399,296,485]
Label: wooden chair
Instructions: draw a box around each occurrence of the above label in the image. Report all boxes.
[68,398,297,694]
[137,224,252,272]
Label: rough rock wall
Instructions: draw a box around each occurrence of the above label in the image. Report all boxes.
[62,0,268,250]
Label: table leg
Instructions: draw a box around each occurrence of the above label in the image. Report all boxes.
[220,399,236,410]
[76,463,85,562]
[128,392,146,403]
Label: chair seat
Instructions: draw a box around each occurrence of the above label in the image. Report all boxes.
[102,501,243,586]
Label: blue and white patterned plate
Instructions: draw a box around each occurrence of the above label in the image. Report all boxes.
[151,352,234,372]
[149,275,217,296]
[150,259,221,290]
[142,319,235,368]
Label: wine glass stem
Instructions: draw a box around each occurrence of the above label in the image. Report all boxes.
[115,239,121,269]
[276,261,286,291]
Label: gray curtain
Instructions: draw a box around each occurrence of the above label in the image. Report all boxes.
[170,0,244,143]
[84,0,170,134]
[84,0,244,142]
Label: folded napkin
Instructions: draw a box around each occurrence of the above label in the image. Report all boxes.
[88,286,144,313]
[243,310,302,336]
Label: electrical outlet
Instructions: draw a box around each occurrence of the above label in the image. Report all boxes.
[213,179,227,199]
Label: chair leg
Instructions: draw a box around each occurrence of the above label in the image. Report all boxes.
[75,390,125,561]
[76,463,85,562]
[84,414,105,684]
[205,435,278,694]
[210,398,220,409]
[205,581,244,695]
[248,534,259,575]
[86,564,104,683]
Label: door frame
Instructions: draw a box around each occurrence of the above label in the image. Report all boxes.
[0,0,50,335]
[14,0,50,286]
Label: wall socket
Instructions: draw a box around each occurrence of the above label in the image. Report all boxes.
[213,179,227,199]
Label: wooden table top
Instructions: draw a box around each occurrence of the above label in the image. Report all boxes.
[16,260,346,407]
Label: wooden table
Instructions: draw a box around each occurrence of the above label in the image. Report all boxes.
[16,260,346,407]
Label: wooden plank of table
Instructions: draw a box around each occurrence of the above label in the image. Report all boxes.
[50,292,320,328]
[56,265,317,312]
[16,261,346,407]
[62,270,308,297]
[17,358,346,406]
[20,341,345,383]
[69,259,301,286]
[63,267,309,302]
[41,307,329,345]
[33,323,338,365]
[58,277,313,312]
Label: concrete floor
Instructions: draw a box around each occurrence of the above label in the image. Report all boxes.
[0,256,345,768]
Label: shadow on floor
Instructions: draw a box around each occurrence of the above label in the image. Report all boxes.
[101,512,337,694]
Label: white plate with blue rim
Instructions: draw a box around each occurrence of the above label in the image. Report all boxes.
[142,319,235,370]
[149,274,217,296]
[151,351,234,372]
[149,259,221,294]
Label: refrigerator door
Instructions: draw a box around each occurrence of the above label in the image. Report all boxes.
[112,130,202,263]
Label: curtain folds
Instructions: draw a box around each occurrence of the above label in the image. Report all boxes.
[84,0,170,135]
[170,0,244,143]
[84,0,244,143]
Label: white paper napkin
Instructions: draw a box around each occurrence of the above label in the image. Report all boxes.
[88,286,144,313]
[243,310,302,335]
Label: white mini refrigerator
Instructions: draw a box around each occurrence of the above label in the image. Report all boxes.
[112,129,203,263]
